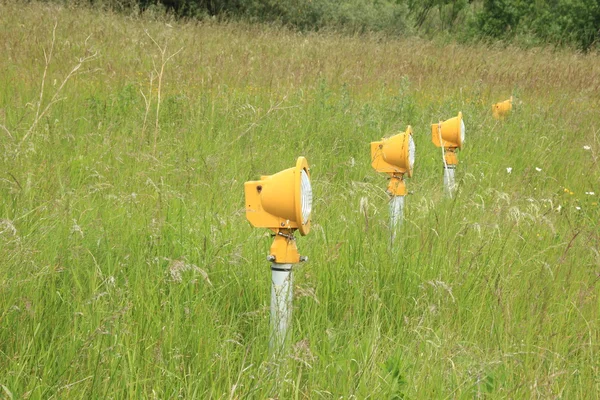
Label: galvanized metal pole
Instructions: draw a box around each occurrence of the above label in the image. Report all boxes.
[270,263,293,353]
[389,195,405,243]
[444,165,456,198]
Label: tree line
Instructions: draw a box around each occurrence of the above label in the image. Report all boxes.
[85,0,600,50]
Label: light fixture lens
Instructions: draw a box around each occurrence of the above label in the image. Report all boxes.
[408,134,415,170]
[460,119,465,145]
[300,169,312,224]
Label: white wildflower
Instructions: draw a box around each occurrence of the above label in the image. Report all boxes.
[575,206,581,210]
[535,167,542,172]
[506,167,512,174]
[583,145,591,150]
[585,191,595,195]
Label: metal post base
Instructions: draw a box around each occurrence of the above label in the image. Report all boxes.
[270,263,293,354]
[444,166,456,198]
[389,195,405,243]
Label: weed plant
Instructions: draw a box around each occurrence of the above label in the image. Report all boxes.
[0,2,599,398]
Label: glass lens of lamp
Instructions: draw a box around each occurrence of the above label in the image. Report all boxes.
[460,119,466,145]
[300,169,312,224]
[408,134,415,170]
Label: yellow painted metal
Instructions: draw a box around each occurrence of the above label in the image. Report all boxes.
[492,96,513,119]
[431,112,463,149]
[387,175,407,196]
[244,156,311,236]
[269,230,301,264]
[370,126,413,178]
[444,149,458,166]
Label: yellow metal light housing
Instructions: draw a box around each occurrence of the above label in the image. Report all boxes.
[492,96,513,119]
[431,112,465,149]
[245,157,312,236]
[370,126,415,178]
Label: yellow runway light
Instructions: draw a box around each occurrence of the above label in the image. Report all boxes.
[245,156,312,264]
[432,112,465,197]
[245,157,313,354]
[371,126,415,179]
[371,126,415,240]
[492,96,513,119]
[245,156,312,236]
[431,111,465,153]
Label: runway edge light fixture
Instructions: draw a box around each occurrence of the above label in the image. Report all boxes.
[244,156,312,353]
[370,126,415,242]
[492,96,513,120]
[431,112,465,197]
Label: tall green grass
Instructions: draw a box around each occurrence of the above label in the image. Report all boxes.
[1,2,599,398]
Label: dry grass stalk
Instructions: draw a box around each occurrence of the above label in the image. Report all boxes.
[144,30,182,155]
[21,21,97,143]
[139,71,155,146]
[0,123,12,139]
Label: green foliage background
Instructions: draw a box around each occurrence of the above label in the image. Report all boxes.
[75,0,600,50]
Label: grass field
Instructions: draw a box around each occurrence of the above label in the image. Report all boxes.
[1,2,599,398]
